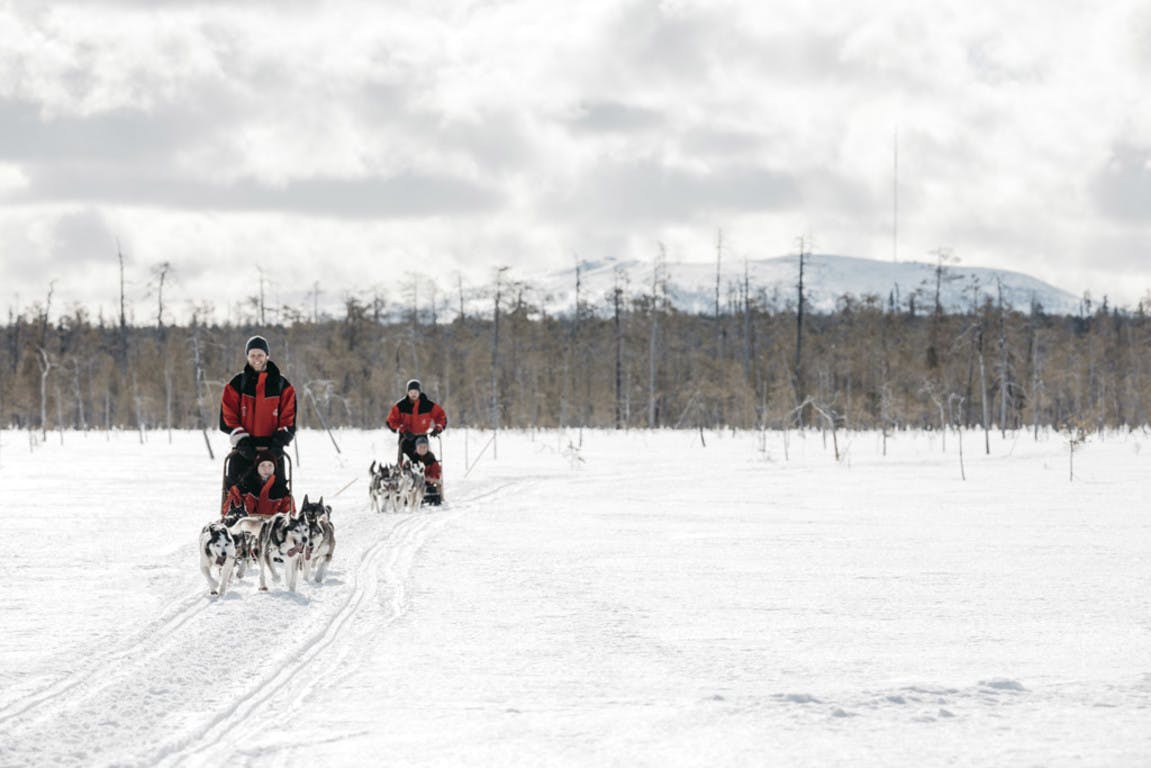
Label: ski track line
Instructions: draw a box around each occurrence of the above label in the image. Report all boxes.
[151,512,429,768]
[0,580,214,728]
[152,480,521,768]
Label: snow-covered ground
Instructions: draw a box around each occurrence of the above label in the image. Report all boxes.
[0,426,1148,767]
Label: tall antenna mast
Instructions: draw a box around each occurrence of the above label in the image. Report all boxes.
[893,127,899,263]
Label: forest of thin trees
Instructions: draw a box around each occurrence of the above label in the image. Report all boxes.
[3,265,1150,442]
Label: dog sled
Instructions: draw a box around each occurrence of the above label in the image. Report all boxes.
[369,433,444,512]
[399,432,443,507]
[200,444,341,598]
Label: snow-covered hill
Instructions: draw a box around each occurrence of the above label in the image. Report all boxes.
[525,254,1082,316]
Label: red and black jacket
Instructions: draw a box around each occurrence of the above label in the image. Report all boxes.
[219,360,297,445]
[414,451,443,482]
[225,470,293,517]
[387,393,447,436]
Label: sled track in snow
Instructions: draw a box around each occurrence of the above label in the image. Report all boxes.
[0,479,520,768]
[0,590,213,728]
[152,479,521,768]
[151,512,432,766]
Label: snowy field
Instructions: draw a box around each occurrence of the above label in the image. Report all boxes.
[0,426,1148,767]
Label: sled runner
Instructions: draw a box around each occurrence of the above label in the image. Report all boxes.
[423,478,443,507]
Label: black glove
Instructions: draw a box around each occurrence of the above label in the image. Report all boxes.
[388,425,397,434]
[270,431,291,450]
[400,431,412,442]
[430,428,442,437]
[235,436,255,460]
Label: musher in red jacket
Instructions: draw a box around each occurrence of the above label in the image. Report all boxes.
[386,379,446,466]
[219,335,297,489]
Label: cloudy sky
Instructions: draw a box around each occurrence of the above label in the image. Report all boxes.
[1,0,1149,322]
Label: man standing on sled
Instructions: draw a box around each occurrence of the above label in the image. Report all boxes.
[387,379,447,501]
[219,335,297,489]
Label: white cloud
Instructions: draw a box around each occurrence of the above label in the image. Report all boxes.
[0,162,29,192]
[0,0,1149,318]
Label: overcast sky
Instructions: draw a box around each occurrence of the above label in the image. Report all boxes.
[1,0,1149,322]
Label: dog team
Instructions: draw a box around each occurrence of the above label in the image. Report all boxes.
[200,335,447,598]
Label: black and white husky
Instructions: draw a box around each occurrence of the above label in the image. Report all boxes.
[369,461,402,513]
[300,495,336,584]
[221,501,259,580]
[400,461,425,508]
[368,460,385,512]
[199,521,237,597]
[258,511,310,593]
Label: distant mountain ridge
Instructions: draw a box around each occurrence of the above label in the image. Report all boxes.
[529,253,1083,316]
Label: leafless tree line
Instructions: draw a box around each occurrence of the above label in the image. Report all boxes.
[2,279,1148,440]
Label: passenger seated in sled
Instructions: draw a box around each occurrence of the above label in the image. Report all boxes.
[411,435,444,505]
[223,450,294,517]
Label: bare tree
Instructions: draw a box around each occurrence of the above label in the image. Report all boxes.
[116,241,129,367]
[401,274,423,372]
[154,261,171,331]
[164,359,174,444]
[189,317,215,459]
[977,323,991,454]
[714,228,724,361]
[35,345,51,439]
[648,244,668,428]
[39,281,55,349]
[491,267,508,455]
[996,277,1011,437]
[1068,426,1087,481]
[926,248,957,370]
[1028,295,1045,440]
[370,287,386,324]
[741,257,754,382]
[309,281,323,323]
[561,258,584,430]
[67,358,88,430]
[132,369,146,444]
[794,236,809,423]
[949,393,967,480]
[613,266,625,429]
[457,273,466,322]
[257,266,268,325]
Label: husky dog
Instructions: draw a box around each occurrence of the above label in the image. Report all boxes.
[225,502,271,540]
[400,461,425,508]
[199,521,237,597]
[387,465,406,511]
[258,511,310,593]
[221,499,247,525]
[221,501,259,579]
[232,529,257,579]
[369,461,402,513]
[299,495,336,584]
[369,460,386,512]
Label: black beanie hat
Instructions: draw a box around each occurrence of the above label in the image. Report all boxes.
[406,379,421,392]
[245,335,270,355]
